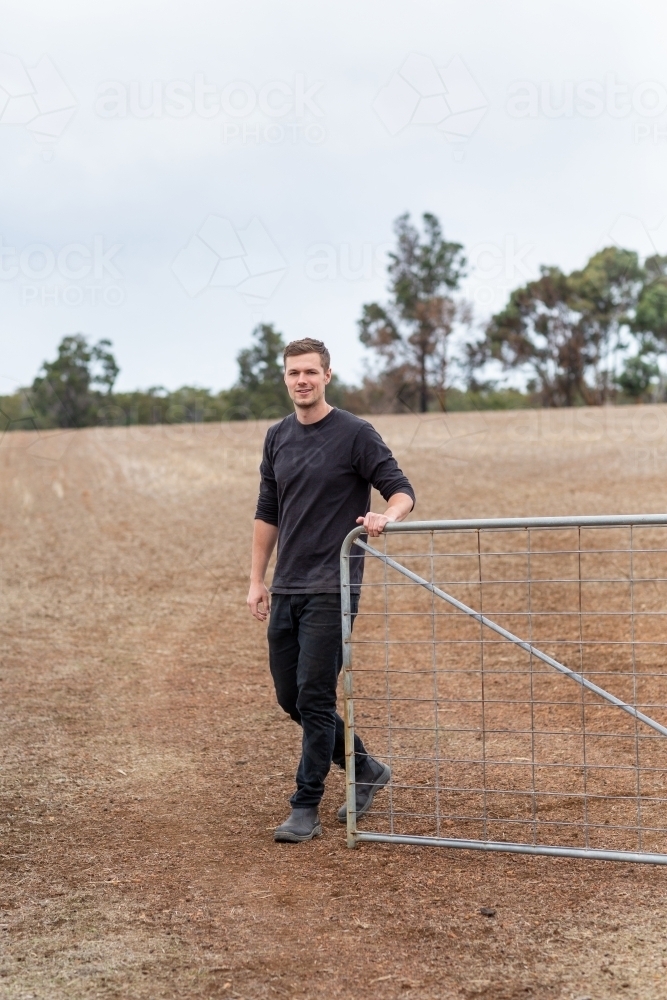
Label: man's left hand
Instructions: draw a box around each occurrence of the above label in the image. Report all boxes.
[356,510,396,537]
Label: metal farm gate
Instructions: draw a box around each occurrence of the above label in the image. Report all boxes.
[340,516,667,864]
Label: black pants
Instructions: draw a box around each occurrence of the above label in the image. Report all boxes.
[267,592,368,808]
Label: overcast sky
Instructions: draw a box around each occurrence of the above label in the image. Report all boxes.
[2,0,667,393]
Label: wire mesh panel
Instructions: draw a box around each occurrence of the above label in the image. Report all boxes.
[340,516,667,863]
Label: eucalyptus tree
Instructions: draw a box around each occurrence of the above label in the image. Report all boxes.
[358,212,468,412]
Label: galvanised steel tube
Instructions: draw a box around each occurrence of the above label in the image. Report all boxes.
[354,537,667,740]
[355,832,667,865]
[340,533,358,848]
[380,514,667,532]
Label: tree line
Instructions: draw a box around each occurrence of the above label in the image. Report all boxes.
[2,211,666,432]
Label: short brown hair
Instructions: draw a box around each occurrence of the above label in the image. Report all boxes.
[283,338,330,371]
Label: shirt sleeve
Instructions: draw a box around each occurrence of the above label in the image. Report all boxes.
[254,433,279,525]
[351,422,416,507]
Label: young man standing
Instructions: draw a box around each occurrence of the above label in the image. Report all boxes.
[247,338,415,843]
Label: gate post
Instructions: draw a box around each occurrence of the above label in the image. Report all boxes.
[341,527,364,848]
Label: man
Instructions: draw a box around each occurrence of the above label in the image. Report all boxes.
[247,338,415,843]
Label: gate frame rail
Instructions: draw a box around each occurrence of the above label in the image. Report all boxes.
[340,514,667,864]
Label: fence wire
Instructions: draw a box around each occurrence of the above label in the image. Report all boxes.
[340,516,667,863]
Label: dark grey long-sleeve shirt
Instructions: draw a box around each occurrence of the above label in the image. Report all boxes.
[255,408,415,593]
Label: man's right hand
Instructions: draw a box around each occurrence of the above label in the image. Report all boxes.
[247,581,271,621]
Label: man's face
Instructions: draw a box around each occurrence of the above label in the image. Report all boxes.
[283,352,331,410]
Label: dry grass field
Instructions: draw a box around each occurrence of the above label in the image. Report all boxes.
[3,407,667,1000]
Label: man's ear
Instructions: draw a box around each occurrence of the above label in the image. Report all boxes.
[324,368,332,384]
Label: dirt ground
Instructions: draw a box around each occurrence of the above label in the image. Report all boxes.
[2,407,667,1000]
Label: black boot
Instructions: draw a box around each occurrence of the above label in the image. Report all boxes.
[274,807,322,843]
[337,756,391,823]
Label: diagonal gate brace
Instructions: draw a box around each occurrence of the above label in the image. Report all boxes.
[354,537,667,740]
